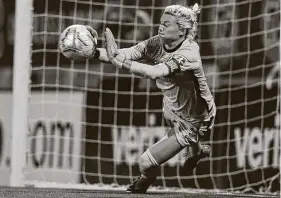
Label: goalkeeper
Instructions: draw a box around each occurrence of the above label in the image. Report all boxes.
[89,3,216,194]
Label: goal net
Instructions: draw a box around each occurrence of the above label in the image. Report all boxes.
[10,0,280,193]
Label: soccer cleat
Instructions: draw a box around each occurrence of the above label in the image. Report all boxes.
[126,175,156,193]
[183,144,211,174]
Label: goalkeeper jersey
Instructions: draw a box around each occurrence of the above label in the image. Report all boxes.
[119,35,216,123]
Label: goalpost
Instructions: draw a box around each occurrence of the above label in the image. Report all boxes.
[10,0,33,187]
[10,0,280,193]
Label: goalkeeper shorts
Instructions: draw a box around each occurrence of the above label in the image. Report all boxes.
[163,104,214,147]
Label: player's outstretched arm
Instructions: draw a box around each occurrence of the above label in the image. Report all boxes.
[86,26,145,63]
[105,28,170,79]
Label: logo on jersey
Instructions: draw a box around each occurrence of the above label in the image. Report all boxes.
[165,54,187,72]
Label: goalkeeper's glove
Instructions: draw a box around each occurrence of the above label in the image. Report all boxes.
[85,25,99,58]
[105,28,126,69]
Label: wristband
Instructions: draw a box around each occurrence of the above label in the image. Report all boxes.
[93,49,100,59]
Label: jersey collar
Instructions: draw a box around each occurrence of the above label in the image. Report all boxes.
[163,40,185,53]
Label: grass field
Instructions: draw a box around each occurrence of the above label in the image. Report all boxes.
[0,187,279,198]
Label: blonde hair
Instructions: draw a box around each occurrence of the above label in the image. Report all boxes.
[164,3,201,40]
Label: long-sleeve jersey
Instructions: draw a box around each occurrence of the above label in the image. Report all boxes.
[119,35,216,123]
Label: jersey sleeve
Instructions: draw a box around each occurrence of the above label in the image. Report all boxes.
[118,35,161,61]
[164,42,200,73]
[118,41,146,60]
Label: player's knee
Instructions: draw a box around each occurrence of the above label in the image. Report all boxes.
[139,149,159,174]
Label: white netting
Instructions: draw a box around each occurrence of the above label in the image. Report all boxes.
[24,0,280,193]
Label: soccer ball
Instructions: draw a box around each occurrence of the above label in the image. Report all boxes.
[59,24,97,61]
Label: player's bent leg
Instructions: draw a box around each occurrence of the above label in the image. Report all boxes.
[126,135,167,194]
[126,128,185,194]
[126,150,159,193]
